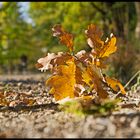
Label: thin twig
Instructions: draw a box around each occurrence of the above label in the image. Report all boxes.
[114,70,140,98]
[124,70,140,89]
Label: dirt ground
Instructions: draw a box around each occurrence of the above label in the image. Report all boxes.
[0,74,140,138]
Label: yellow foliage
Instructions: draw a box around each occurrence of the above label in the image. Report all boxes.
[99,35,117,58]
[105,77,126,94]
[46,58,77,101]
[82,66,108,99]
[37,23,126,102]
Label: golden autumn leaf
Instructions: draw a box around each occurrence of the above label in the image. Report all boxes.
[46,58,77,101]
[105,77,126,94]
[98,34,117,58]
[60,33,74,52]
[75,65,84,85]
[85,24,117,59]
[82,67,93,87]
[82,66,108,99]
[52,24,74,52]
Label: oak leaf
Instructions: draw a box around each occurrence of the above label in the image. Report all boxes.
[52,24,74,52]
[82,66,108,99]
[98,34,117,58]
[105,77,126,94]
[85,24,104,53]
[46,58,77,101]
[85,24,117,59]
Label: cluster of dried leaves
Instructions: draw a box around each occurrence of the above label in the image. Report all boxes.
[0,90,35,107]
[36,24,126,105]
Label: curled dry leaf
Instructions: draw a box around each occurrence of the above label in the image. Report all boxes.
[36,52,71,72]
[36,53,58,72]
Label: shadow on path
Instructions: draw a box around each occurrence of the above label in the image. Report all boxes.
[0,102,59,112]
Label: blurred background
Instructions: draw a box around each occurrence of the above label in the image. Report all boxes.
[0,2,140,85]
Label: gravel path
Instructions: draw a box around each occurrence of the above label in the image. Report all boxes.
[0,74,140,138]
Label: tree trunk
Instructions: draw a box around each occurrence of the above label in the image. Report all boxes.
[135,2,140,39]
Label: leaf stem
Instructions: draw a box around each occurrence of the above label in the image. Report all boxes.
[73,55,88,67]
[71,51,75,56]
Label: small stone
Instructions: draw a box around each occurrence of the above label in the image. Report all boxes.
[107,121,116,137]
[130,117,139,129]
[13,94,19,100]
[17,82,22,87]
[24,90,33,96]
[9,100,18,107]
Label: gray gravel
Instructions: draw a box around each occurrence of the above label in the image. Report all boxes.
[0,74,140,138]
